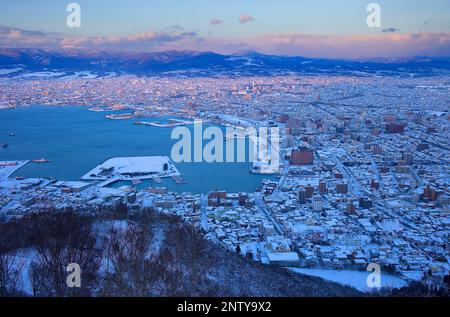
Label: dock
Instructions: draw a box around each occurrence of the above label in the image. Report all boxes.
[97,177,121,188]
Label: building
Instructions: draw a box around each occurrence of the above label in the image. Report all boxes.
[298,188,307,204]
[417,143,429,151]
[423,186,438,202]
[266,252,300,267]
[346,202,357,215]
[318,181,328,194]
[372,145,383,155]
[359,197,373,209]
[238,193,248,206]
[208,191,228,207]
[402,153,413,165]
[305,185,315,198]
[396,164,409,174]
[336,182,349,195]
[312,196,323,212]
[291,147,314,165]
[371,180,380,190]
[386,123,405,134]
[437,196,450,207]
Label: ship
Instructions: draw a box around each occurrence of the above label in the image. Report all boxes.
[32,158,51,163]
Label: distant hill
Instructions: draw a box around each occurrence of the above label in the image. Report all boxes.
[0,48,449,78]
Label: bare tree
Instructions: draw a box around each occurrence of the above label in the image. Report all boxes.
[30,210,101,297]
[100,223,159,296]
[0,250,25,296]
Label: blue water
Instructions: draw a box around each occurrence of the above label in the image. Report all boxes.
[0,106,274,194]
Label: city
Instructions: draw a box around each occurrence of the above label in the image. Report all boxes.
[0,0,449,304]
[1,73,448,293]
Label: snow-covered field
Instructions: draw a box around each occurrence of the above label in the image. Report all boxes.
[16,71,66,79]
[0,68,23,75]
[289,268,408,292]
[81,156,180,180]
[59,71,98,80]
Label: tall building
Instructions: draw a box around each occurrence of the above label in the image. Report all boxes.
[346,202,357,215]
[305,185,315,198]
[238,193,248,206]
[359,197,373,209]
[208,191,227,207]
[298,188,307,204]
[371,180,380,190]
[423,186,438,202]
[372,145,383,155]
[336,182,349,195]
[291,147,314,165]
[312,196,323,212]
[318,181,328,194]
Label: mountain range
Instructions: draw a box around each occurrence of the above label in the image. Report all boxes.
[0,48,449,78]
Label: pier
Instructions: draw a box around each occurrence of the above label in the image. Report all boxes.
[134,119,195,128]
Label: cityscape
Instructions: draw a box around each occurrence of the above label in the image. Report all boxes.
[0,0,449,303]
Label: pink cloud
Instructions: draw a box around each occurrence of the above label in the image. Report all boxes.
[245,32,450,59]
[0,25,449,59]
[239,14,254,24]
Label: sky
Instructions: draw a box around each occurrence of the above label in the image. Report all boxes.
[0,0,449,59]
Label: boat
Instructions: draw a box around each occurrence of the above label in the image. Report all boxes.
[1,143,9,149]
[9,133,15,137]
[32,158,51,163]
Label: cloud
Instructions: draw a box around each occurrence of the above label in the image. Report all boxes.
[239,14,254,24]
[210,18,223,26]
[0,26,60,47]
[59,30,200,51]
[246,32,450,59]
[382,28,400,33]
[0,25,449,59]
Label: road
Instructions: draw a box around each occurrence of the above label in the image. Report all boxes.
[255,193,284,235]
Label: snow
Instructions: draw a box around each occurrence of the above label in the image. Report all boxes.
[0,160,30,179]
[0,68,23,75]
[81,156,180,180]
[400,271,425,281]
[289,268,408,292]
[59,71,97,80]
[267,252,299,262]
[9,248,38,296]
[53,181,92,190]
[16,71,66,79]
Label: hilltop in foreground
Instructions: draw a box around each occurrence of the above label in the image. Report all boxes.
[0,207,361,297]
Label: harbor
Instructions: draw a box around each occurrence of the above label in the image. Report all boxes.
[0,106,269,194]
